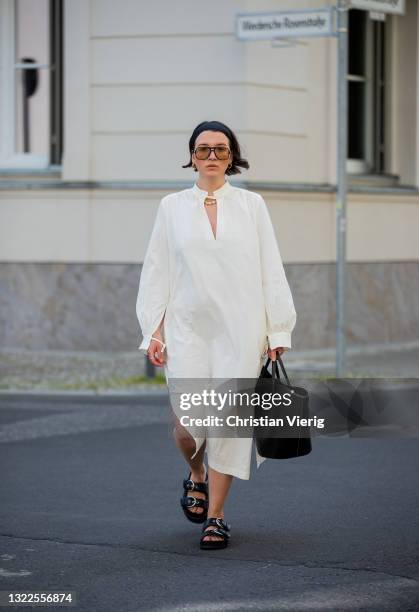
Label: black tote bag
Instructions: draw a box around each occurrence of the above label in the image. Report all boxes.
[254,355,312,459]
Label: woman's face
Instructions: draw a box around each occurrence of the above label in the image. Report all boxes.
[191,130,232,180]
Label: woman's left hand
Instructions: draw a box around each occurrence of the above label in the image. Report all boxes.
[268,347,286,360]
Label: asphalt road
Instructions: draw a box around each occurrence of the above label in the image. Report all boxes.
[0,394,418,612]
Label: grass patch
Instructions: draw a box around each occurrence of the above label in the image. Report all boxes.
[0,374,167,391]
[55,374,167,391]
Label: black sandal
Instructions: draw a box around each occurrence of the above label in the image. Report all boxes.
[180,470,208,524]
[200,517,231,550]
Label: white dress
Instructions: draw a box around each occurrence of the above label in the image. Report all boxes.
[136,179,297,480]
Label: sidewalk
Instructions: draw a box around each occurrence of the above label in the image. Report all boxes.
[1,341,418,395]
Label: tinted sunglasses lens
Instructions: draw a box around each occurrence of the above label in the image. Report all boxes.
[215,147,230,160]
[195,147,210,160]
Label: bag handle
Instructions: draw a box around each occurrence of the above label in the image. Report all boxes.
[265,355,291,387]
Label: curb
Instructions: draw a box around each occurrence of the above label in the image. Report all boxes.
[1,378,419,403]
[0,389,169,403]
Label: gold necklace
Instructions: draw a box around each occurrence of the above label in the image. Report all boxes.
[204,196,217,206]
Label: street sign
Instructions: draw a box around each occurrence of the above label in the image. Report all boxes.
[350,0,405,14]
[370,11,386,20]
[236,8,334,40]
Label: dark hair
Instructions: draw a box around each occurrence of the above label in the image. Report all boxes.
[182,120,249,176]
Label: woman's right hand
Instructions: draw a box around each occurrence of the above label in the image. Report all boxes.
[147,332,167,367]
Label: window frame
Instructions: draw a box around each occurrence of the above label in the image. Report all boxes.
[347,9,375,174]
[0,0,62,170]
[347,9,392,177]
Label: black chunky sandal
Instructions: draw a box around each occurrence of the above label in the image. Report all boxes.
[200,517,231,550]
[180,470,209,524]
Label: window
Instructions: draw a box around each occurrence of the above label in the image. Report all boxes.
[0,0,63,169]
[347,9,386,174]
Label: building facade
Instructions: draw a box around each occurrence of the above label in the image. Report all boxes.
[1,0,418,351]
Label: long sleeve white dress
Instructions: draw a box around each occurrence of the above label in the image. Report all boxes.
[136,179,297,479]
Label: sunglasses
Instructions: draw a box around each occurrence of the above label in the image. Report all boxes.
[193,145,231,161]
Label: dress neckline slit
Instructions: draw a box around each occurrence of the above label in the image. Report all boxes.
[204,196,218,240]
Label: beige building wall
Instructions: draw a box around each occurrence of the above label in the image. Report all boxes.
[1,0,418,265]
[64,0,333,184]
[1,188,418,264]
[1,0,419,352]
[61,0,419,186]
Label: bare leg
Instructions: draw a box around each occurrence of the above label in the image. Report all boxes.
[173,414,235,540]
[172,414,207,516]
[202,466,233,543]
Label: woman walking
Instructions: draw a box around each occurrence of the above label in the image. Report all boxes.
[136,120,296,549]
